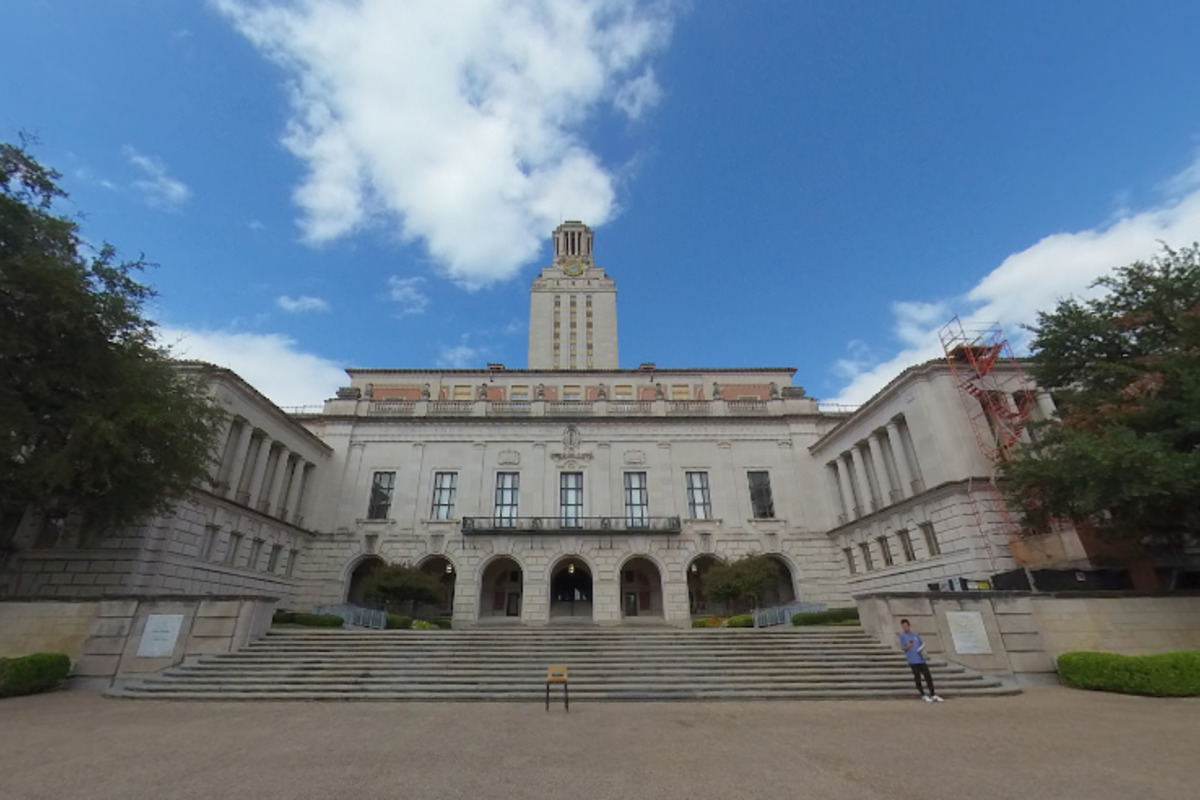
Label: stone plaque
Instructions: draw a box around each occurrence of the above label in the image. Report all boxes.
[945,610,992,655]
[137,613,184,658]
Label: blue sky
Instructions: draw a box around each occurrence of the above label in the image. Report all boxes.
[4,0,1200,407]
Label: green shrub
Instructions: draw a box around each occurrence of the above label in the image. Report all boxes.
[386,614,413,630]
[792,607,860,626]
[1057,651,1200,697]
[692,618,710,628]
[0,652,72,698]
[425,618,453,630]
[692,616,728,628]
[411,619,439,630]
[290,613,345,628]
[725,614,754,628]
[272,610,297,625]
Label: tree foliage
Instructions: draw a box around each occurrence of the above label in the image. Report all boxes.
[1000,244,1200,550]
[0,140,225,540]
[703,554,779,608]
[363,563,443,612]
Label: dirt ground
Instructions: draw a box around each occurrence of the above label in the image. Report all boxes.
[0,687,1196,800]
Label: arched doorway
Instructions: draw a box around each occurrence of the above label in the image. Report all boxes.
[687,554,729,617]
[417,556,457,618]
[346,556,385,605]
[550,557,593,618]
[479,557,523,619]
[762,554,797,606]
[620,556,663,618]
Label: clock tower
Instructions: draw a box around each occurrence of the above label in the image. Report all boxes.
[528,221,619,370]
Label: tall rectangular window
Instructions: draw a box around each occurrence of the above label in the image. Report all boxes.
[201,524,219,561]
[747,471,775,519]
[285,549,300,578]
[920,522,942,556]
[510,385,529,401]
[686,471,712,519]
[671,384,690,400]
[452,385,472,401]
[226,533,243,566]
[267,544,283,573]
[897,529,916,561]
[494,472,520,527]
[624,472,648,528]
[367,471,395,519]
[614,385,633,400]
[563,385,582,401]
[858,542,874,572]
[430,472,457,519]
[843,546,856,575]
[560,472,583,528]
[248,539,264,571]
[877,535,894,567]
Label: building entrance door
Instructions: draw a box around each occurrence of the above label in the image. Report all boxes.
[506,592,521,617]
[624,591,639,617]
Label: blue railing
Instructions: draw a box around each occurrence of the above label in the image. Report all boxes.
[753,601,827,629]
[314,603,387,630]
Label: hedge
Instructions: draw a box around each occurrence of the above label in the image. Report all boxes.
[424,618,453,630]
[289,613,346,628]
[0,653,72,698]
[792,607,860,626]
[411,620,439,630]
[1057,651,1200,697]
[386,614,413,630]
[725,614,754,628]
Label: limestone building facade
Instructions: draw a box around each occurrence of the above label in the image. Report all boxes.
[1,221,1075,626]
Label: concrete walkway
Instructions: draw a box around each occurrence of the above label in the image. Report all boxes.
[0,688,1195,800]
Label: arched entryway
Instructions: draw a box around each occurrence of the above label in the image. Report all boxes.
[762,554,797,606]
[687,554,729,617]
[479,556,523,619]
[620,556,664,618]
[416,556,457,618]
[550,557,593,619]
[345,555,385,605]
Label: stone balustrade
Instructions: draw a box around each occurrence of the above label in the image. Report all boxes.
[320,395,821,419]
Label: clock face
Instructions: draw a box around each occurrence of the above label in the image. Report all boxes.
[562,259,584,276]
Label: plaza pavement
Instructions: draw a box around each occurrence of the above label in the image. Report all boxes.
[0,687,1195,800]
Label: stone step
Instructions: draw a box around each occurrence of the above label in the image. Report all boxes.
[165,663,971,677]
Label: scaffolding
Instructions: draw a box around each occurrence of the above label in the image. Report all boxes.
[938,317,1040,571]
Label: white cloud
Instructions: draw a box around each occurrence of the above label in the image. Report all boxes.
[123,146,191,210]
[276,295,330,313]
[831,155,1200,405]
[387,276,429,316]
[613,68,663,120]
[436,333,492,369]
[215,0,676,287]
[160,327,345,407]
[248,219,266,231]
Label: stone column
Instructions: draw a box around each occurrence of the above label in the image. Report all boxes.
[266,447,292,516]
[886,420,914,498]
[866,432,895,505]
[246,437,275,510]
[1035,390,1056,420]
[848,446,873,516]
[828,462,851,522]
[838,453,861,518]
[224,422,255,500]
[283,457,306,522]
[297,463,316,527]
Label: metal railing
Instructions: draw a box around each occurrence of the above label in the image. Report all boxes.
[462,515,682,535]
[752,601,828,629]
[314,603,387,630]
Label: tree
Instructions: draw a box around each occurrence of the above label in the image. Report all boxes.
[0,140,225,543]
[362,563,443,613]
[703,554,779,610]
[1000,244,1200,552]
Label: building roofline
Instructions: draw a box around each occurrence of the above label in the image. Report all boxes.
[343,366,798,377]
[809,357,949,451]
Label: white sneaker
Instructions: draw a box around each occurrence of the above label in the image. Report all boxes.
[922,695,934,702]
[932,695,944,702]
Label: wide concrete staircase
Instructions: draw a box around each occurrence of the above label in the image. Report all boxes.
[111,626,1017,701]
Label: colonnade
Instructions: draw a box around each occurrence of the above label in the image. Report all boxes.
[214,418,317,527]
[825,415,923,524]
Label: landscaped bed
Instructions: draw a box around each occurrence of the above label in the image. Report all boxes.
[1057,650,1200,697]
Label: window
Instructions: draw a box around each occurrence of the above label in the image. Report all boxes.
[747,471,775,519]
[671,384,690,400]
[560,472,583,528]
[452,385,472,401]
[510,385,529,401]
[226,533,243,566]
[614,385,633,400]
[285,549,300,578]
[267,544,283,573]
[563,385,582,401]
[897,529,916,562]
[367,471,396,519]
[248,539,264,571]
[624,472,648,528]
[920,522,941,556]
[843,546,856,575]
[430,472,457,519]
[494,472,520,527]
[858,542,874,572]
[877,535,894,567]
[201,525,219,561]
[686,472,712,519]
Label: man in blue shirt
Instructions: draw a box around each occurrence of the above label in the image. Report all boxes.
[899,618,942,702]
